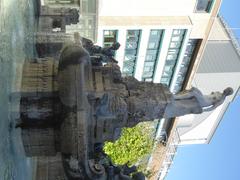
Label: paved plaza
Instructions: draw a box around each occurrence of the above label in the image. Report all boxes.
[0,0,38,179]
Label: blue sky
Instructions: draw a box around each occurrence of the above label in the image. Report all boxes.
[220,0,240,39]
[166,97,240,180]
[166,1,240,180]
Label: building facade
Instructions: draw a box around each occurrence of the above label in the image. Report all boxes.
[40,0,98,40]
[154,16,240,180]
[96,0,219,93]
[94,0,223,179]
[177,16,240,145]
[34,0,239,179]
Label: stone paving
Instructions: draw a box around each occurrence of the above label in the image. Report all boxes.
[0,0,37,179]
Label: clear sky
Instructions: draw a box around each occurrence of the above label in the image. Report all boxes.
[220,0,240,39]
[166,97,240,180]
[166,1,240,180]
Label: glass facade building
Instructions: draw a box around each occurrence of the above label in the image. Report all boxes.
[44,0,79,5]
[195,0,215,12]
[79,0,97,40]
[103,30,118,47]
[142,30,164,82]
[172,39,199,93]
[122,30,141,76]
[160,29,186,87]
[101,29,198,93]
[58,0,98,41]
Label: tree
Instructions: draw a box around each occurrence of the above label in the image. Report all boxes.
[103,123,154,166]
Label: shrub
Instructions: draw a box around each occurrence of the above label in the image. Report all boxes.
[103,123,154,166]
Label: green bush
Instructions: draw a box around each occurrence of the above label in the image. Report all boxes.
[103,123,154,166]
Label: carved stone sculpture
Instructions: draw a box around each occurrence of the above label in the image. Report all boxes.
[17,37,233,180]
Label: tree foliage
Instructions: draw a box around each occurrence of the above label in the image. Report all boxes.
[103,123,154,166]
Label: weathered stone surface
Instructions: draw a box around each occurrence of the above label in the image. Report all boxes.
[18,37,232,180]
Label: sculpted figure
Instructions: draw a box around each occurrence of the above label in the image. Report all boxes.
[164,87,233,118]
[17,37,233,180]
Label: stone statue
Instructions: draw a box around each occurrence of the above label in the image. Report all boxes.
[80,36,120,65]
[164,86,233,118]
[17,37,233,180]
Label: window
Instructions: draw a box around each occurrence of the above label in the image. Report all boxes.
[171,36,182,42]
[142,30,164,81]
[146,55,155,61]
[123,30,141,76]
[168,49,179,54]
[172,29,184,36]
[103,30,118,47]
[126,42,138,49]
[160,77,170,86]
[160,29,186,87]
[143,71,153,77]
[171,39,200,93]
[166,54,177,61]
[144,66,152,72]
[162,71,172,77]
[165,60,176,66]
[151,30,159,36]
[164,65,173,72]
[182,56,191,65]
[87,0,96,13]
[195,0,214,13]
[125,54,135,61]
[128,30,140,37]
[145,61,155,67]
[123,66,134,73]
[185,45,195,53]
[147,50,158,55]
[148,42,157,49]
[144,78,153,82]
[104,30,114,36]
[170,42,181,48]
[161,77,170,83]
[177,75,184,82]
[125,49,137,56]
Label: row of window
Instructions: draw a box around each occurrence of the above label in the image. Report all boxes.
[102,29,165,78]
[142,30,164,82]
[172,39,199,93]
[195,0,215,13]
[122,30,141,76]
[102,30,198,92]
[103,30,118,47]
[46,0,76,4]
[160,29,186,87]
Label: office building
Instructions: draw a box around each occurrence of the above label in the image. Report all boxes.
[94,1,222,179]
[153,16,240,180]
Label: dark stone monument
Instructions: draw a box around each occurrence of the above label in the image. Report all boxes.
[17,37,233,180]
[36,6,80,58]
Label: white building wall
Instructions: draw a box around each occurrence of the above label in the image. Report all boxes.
[178,104,224,145]
[98,0,196,16]
[189,13,212,38]
[134,29,150,80]
[176,17,240,145]
[115,29,127,70]
[98,0,214,39]
[153,29,173,83]
[96,0,216,85]
[208,18,230,41]
[97,26,192,82]
[177,72,240,145]
[96,2,232,146]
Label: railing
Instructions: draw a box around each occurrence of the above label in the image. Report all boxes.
[157,128,180,180]
[218,15,240,57]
